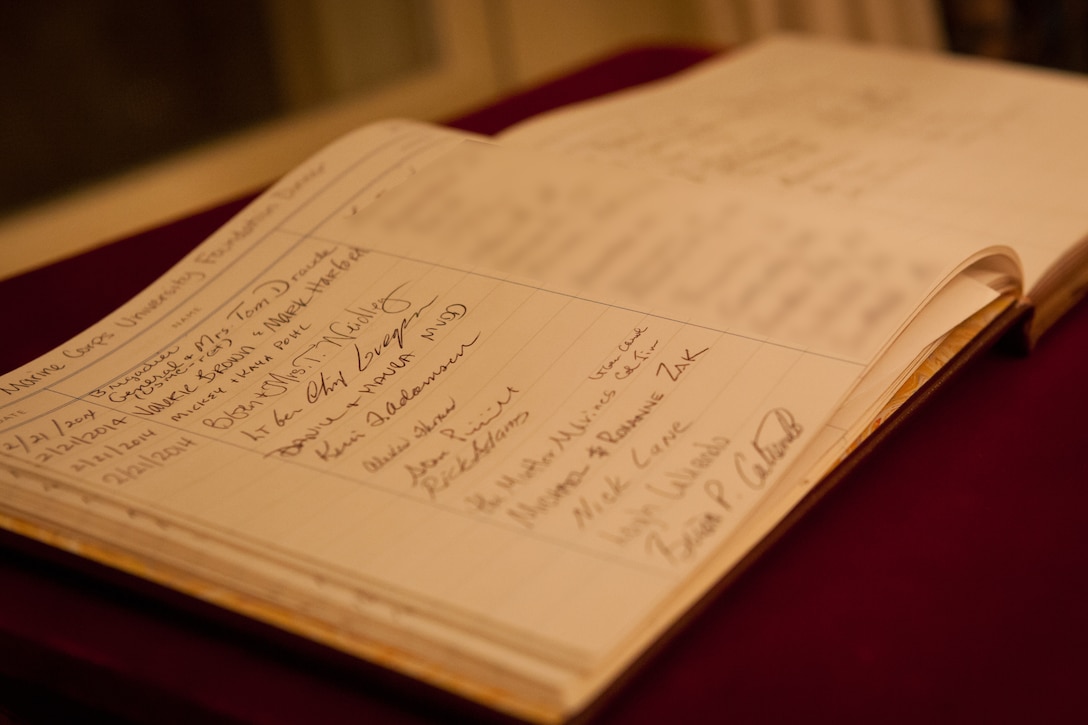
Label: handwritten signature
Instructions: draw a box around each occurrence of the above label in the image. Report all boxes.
[734,407,803,489]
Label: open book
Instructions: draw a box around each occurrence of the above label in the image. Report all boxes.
[1,35,1086,723]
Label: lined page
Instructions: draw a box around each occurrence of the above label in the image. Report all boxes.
[502,34,1088,293]
[0,120,982,688]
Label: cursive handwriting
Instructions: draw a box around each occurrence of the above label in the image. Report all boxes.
[62,331,116,359]
[590,326,649,379]
[306,369,349,404]
[645,435,730,501]
[0,363,66,397]
[354,296,438,372]
[571,476,634,530]
[413,409,529,499]
[548,388,616,452]
[734,408,803,489]
[645,512,723,566]
[630,419,692,469]
[440,386,519,442]
[361,437,412,472]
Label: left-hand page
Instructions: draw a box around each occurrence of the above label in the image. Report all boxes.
[0,119,987,720]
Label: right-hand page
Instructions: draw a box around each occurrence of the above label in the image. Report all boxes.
[501,34,1088,340]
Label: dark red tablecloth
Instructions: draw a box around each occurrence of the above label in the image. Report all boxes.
[1,46,1086,725]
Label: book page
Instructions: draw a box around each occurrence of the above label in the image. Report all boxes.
[502,35,1088,294]
[0,119,1005,713]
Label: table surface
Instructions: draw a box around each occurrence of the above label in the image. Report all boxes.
[1,46,1087,725]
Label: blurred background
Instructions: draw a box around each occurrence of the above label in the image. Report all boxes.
[2,0,1085,279]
